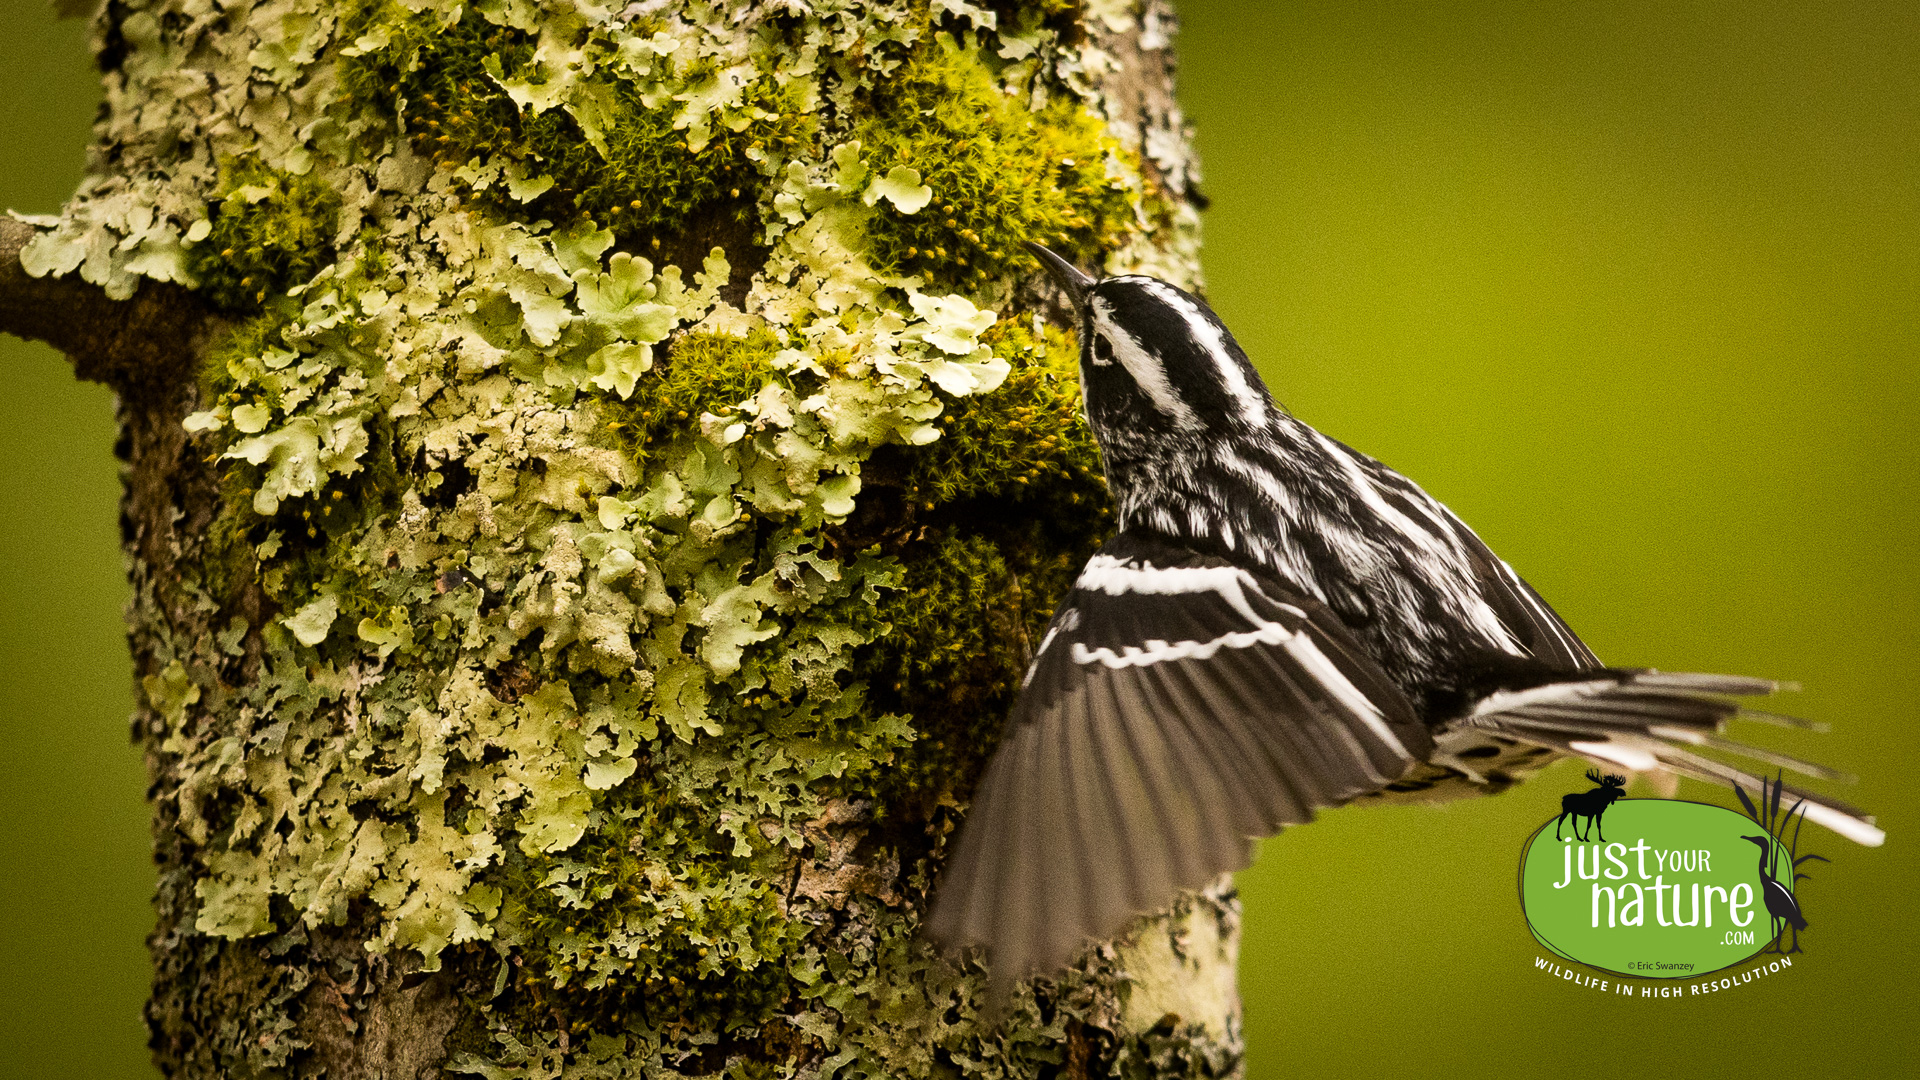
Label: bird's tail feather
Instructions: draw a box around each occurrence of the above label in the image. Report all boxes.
[1453,669,1885,847]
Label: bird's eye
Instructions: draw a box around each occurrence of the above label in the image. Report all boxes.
[1091,334,1114,364]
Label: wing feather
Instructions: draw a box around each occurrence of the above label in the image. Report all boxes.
[1058,689,1128,940]
[1083,672,1162,913]
[927,531,1430,987]
[996,721,1051,981]
[1160,655,1313,830]
[1134,655,1263,854]
[1131,597,1297,836]
[1162,662,1296,835]
[1451,671,1885,848]
[1105,671,1207,888]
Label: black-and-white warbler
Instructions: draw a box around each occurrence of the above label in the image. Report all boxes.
[925,241,1884,998]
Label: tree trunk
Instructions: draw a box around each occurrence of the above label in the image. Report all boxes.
[3,1,1234,1075]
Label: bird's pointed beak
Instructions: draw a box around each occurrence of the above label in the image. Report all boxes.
[1024,241,1095,310]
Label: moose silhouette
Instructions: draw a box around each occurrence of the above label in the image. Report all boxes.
[1554,770,1628,842]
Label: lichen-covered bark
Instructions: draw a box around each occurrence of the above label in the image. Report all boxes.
[10,1,1235,1075]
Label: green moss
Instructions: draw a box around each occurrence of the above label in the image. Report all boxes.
[904,320,1104,506]
[845,320,1114,809]
[192,313,302,603]
[192,323,410,617]
[853,40,1137,287]
[199,434,401,609]
[339,2,813,238]
[185,157,342,312]
[514,73,811,236]
[198,310,292,401]
[861,532,1028,795]
[860,515,1095,806]
[197,469,267,606]
[602,328,790,462]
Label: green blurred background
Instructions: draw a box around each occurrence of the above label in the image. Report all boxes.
[0,0,1913,1075]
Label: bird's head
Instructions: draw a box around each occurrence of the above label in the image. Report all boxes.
[1740,834,1773,850]
[1026,242,1274,452]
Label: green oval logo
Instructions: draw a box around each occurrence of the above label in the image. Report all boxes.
[1520,799,1797,978]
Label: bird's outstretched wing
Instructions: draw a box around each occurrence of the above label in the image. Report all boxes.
[925,530,1432,994]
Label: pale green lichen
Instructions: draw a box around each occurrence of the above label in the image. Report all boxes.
[337,0,818,236]
[35,0,1223,1074]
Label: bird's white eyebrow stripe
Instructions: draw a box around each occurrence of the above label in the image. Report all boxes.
[1090,296,1203,430]
[1138,279,1266,425]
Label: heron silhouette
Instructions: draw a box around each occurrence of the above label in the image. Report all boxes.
[1741,834,1808,953]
